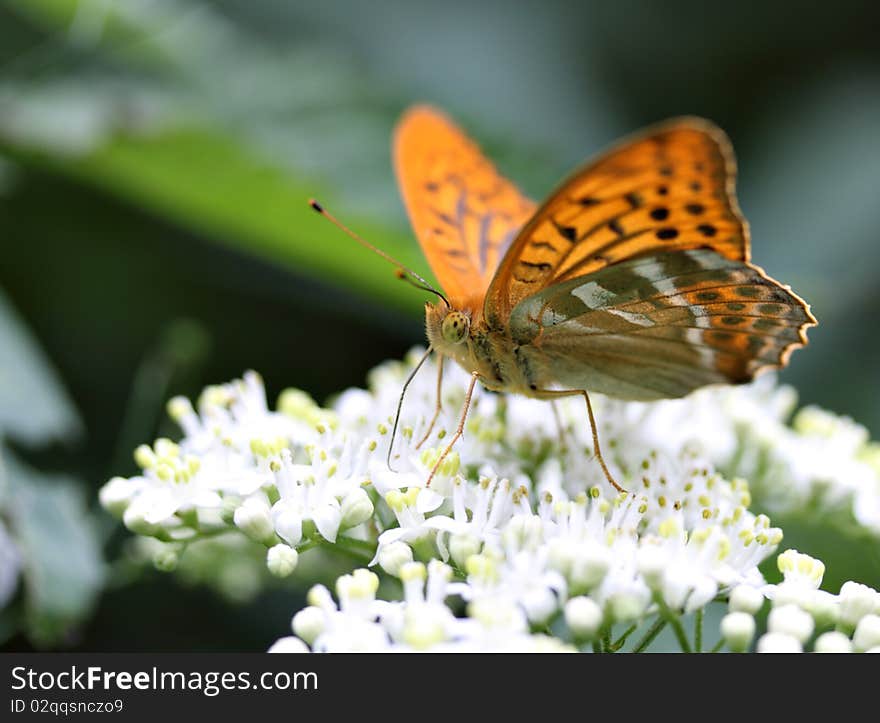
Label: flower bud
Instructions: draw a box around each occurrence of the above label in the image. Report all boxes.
[123,503,162,537]
[814,631,853,653]
[340,487,374,530]
[292,606,325,645]
[756,632,802,653]
[402,606,448,650]
[569,543,611,593]
[234,496,274,544]
[838,581,880,631]
[268,636,310,653]
[267,544,298,577]
[853,614,880,652]
[449,533,481,569]
[607,590,648,623]
[272,504,304,547]
[99,477,136,517]
[377,541,413,577]
[636,545,666,590]
[565,597,603,640]
[767,604,814,643]
[720,612,755,652]
[729,584,764,615]
[152,546,178,572]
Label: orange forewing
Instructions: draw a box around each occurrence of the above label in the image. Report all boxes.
[393,106,535,309]
[484,118,748,327]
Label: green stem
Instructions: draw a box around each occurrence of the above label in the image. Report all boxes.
[694,608,703,653]
[631,617,667,653]
[322,535,376,564]
[710,638,725,653]
[592,639,602,654]
[655,596,692,653]
[610,622,639,652]
[602,630,612,654]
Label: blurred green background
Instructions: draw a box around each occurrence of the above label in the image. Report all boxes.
[1,0,878,650]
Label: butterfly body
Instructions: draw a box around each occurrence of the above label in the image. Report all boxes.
[425,300,535,395]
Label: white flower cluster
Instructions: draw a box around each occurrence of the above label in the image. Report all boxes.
[610,375,880,534]
[720,550,880,653]
[99,350,880,652]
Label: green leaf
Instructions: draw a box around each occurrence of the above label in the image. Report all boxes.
[2,447,105,645]
[1,0,429,313]
[48,126,424,313]
[0,286,81,446]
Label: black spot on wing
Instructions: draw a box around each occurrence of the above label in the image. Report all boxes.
[521,261,553,271]
[552,219,578,243]
[650,207,670,221]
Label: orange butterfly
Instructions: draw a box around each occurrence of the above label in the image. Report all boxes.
[314,105,816,491]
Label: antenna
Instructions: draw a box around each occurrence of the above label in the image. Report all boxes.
[309,199,449,307]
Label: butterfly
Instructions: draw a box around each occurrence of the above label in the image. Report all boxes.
[314,105,816,491]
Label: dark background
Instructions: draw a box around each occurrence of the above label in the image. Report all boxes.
[1,0,878,650]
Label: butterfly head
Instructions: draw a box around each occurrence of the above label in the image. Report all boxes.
[425,302,470,353]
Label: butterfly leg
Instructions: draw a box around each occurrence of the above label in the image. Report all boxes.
[387,346,433,472]
[415,354,444,450]
[533,388,626,494]
[425,371,480,488]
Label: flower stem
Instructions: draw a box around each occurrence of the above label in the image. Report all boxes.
[694,608,703,653]
[320,536,376,564]
[709,638,725,653]
[610,623,639,652]
[655,596,692,653]
[631,617,667,653]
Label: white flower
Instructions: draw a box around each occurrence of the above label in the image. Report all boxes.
[757,632,803,653]
[292,606,325,645]
[463,521,567,625]
[423,475,529,560]
[390,561,464,649]
[234,494,274,544]
[108,354,880,653]
[340,487,374,530]
[118,441,223,528]
[767,604,814,643]
[266,544,298,577]
[720,612,755,653]
[376,540,413,577]
[268,637,310,653]
[813,631,853,653]
[769,549,826,609]
[370,486,444,562]
[565,597,603,640]
[98,476,145,517]
[729,584,765,615]
[305,571,392,653]
[853,614,880,652]
[838,581,880,631]
[270,449,347,545]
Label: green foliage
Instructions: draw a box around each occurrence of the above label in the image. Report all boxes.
[0,451,104,645]
[0,291,102,646]
[0,288,81,446]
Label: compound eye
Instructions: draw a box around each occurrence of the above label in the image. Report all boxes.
[441,311,469,344]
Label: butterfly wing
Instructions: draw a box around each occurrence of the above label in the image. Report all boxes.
[394,105,536,308]
[509,249,815,400]
[485,118,747,328]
